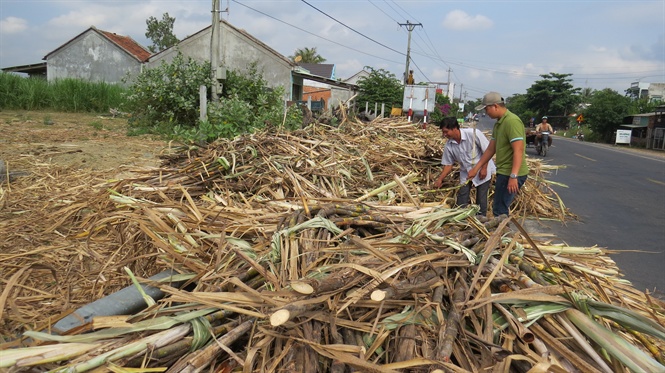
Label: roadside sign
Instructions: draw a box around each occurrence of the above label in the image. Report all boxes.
[577,115,584,123]
[615,129,631,145]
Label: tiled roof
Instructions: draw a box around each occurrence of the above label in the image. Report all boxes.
[100,30,151,62]
[44,26,151,62]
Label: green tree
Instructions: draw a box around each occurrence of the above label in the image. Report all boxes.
[506,93,534,125]
[290,47,326,63]
[631,97,658,115]
[145,13,180,53]
[584,88,632,142]
[355,67,403,110]
[525,73,581,119]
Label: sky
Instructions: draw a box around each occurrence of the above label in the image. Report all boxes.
[1,0,664,101]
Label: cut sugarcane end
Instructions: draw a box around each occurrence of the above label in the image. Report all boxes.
[370,289,386,302]
[290,281,314,295]
[270,309,291,326]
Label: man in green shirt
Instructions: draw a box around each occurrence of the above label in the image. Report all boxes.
[468,92,528,217]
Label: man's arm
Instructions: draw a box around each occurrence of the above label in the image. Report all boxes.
[468,140,496,179]
[507,139,525,193]
[476,134,490,179]
[433,164,454,189]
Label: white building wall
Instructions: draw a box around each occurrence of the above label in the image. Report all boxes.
[147,23,294,98]
[47,31,141,85]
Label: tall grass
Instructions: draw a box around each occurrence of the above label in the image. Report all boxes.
[0,72,127,112]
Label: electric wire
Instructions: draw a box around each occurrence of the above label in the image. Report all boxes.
[231,0,403,64]
[300,0,405,56]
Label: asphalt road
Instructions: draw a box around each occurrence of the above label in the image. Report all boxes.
[475,116,665,295]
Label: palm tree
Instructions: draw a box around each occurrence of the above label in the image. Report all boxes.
[290,47,326,64]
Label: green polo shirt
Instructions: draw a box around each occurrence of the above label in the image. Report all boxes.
[491,109,529,176]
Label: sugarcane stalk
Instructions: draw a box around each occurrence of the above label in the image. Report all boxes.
[529,323,602,373]
[63,323,191,372]
[329,328,346,373]
[125,320,238,367]
[270,294,331,326]
[494,303,535,343]
[370,274,442,302]
[436,273,467,363]
[165,319,254,373]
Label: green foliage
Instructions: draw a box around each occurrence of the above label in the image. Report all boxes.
[145,13,179,53]
[525,73,581,118]
[0,72,125,112]
[290,47,326,63]
[123,55,305,141]
[584,88,632,142]
[356,67,404,109]
[123,53,212,131]
[222,63,281,110]
[175,98,303,143]
[630,97,658,115]
[506,94,536,124]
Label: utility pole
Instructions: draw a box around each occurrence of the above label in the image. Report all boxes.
[399,21,422,85]
[446,68,452,97]
[211,0,220,101]
[210,0,228,101]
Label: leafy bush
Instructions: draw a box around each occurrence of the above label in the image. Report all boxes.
[123,52,212,132]
[124,56,303,141]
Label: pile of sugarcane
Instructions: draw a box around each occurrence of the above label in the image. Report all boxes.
[2,117,664,372]
[2,199,664,372]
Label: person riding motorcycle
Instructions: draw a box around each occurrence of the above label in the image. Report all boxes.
[536,116,553,147]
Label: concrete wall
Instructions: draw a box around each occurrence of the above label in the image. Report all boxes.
[46,30,141,85]
[147,23,296,99]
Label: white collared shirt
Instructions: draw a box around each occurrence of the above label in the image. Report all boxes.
[441,128,496,186]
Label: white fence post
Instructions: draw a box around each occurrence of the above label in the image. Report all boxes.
[199,85,207,122]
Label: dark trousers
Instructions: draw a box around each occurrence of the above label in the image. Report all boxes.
[492,174,527,217]
[457,179,491,215]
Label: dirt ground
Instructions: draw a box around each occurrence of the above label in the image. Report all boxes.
[0,111,168,176]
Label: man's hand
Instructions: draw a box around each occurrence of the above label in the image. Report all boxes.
[508,178,519,194]
[467,167,478,180]
[479,167,487,180]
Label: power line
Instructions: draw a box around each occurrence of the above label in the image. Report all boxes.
[231,0,402,64]
[300,0,405,56]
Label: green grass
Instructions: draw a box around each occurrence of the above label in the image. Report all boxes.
[0,72,127,112]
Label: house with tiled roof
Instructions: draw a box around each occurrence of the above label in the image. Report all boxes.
[147,19,304,100]
[42,26,151,85]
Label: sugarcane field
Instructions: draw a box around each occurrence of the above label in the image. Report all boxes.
[1,110,664,373]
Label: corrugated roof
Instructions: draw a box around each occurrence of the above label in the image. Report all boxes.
[299,63,335,79]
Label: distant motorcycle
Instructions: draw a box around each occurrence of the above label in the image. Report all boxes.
[577,132,585,141]
[536,131,551,156]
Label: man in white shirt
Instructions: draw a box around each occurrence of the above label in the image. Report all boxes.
[433,117,496,216]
